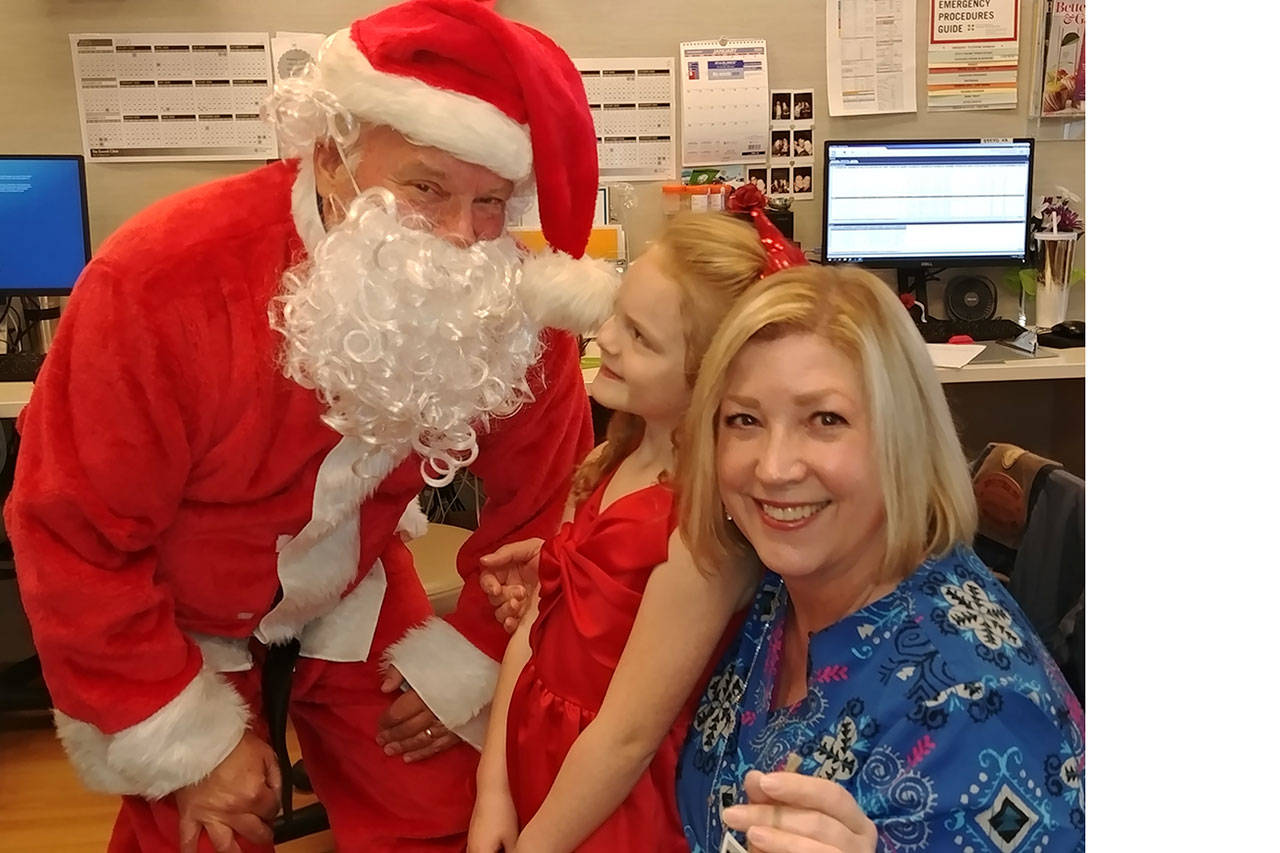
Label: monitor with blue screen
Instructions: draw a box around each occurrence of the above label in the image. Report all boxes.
[0,155,91,295]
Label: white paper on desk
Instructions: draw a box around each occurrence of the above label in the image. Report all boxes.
[927,343,986,368]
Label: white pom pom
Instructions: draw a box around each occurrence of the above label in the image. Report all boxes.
[518,251,619,335]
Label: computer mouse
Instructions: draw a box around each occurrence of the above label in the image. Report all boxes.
[1050,320,1085,340]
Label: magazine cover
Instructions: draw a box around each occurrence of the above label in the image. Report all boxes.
[1039,0,1085,116]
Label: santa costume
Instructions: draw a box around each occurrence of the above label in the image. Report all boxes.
[4,1,614,850]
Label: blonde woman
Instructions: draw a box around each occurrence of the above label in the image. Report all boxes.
[469,209,806,852]
[674,265,1085,852]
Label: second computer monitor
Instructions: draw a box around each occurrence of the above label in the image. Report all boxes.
[0,154,91,296]
[821,138,1034,268]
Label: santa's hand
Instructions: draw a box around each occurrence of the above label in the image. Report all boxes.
[721,769,877,853]
[175,732,281,853]
[478,537,543,633]
[377,666,461,762]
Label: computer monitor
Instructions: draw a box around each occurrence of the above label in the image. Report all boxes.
[0,155,92,296]
[821,138,1034,274]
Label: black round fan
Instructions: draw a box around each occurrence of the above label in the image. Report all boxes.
[943,275,998,321]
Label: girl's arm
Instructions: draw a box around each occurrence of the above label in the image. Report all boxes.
[514,530,749,853]
[470,582,540,851]
[481,443,606,632]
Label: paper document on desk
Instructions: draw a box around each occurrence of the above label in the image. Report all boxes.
[927,343,986,368]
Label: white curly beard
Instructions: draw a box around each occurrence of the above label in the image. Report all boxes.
[272,188,541,487]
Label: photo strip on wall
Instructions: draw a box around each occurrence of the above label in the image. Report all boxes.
[768,88,814,200]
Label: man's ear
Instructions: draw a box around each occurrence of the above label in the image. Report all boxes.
[312,138,349,201]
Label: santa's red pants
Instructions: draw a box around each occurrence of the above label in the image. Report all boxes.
[106,560,476,852]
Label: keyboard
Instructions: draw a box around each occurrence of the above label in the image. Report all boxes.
[915,318,1029,344]
[0,352,46,383]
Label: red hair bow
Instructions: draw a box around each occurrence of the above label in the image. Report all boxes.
[727,184,807,276]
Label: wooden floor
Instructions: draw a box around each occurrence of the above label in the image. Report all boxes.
[0,713,335,852]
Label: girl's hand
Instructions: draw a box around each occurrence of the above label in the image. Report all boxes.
[478,538,543,633]
[722,769,877,852]
[468,785,520,852]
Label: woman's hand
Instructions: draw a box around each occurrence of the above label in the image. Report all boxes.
[478,538,543,633]
[722,769,877,852]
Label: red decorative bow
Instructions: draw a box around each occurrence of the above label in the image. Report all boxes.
[727,184,807,276]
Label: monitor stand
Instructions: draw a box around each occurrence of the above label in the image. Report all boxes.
[10,297,62,355]
[30,297,62,354]
[897,267,941,317]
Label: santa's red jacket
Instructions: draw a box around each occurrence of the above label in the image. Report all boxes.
[4,159,593,798]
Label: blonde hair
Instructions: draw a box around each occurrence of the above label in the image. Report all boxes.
[677,264,978,582]
[571,212,768,502]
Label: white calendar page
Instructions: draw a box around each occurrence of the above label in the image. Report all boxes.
[70,32,279,162]
[575,57,676,182]
[679,39,769,168]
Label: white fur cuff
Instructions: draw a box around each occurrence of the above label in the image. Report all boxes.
[53,669,251,800]
[384,618,499,749]
[396,499,432,542]
[519,251,619,336]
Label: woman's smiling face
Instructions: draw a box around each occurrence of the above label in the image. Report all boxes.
[716,331,887,584]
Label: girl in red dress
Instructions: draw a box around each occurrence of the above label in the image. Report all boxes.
[468,211,790,852]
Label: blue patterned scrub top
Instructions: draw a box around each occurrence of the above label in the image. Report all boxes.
[676,546,1084,852]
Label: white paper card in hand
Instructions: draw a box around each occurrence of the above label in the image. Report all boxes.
[720,831,749,853]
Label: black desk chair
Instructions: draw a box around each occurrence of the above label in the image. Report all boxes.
[1,419,53,715]
[971,443,1085,704]
[273,782,330,843]
[0,640,51,713]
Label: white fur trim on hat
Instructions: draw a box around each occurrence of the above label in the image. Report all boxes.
[53,668,250,800]
[518,251,620,336]
[317,29,532,182]
[383,617,498,749]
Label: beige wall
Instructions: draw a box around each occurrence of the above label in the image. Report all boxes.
[3,0,1084,315]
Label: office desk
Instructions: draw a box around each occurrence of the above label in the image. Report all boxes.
[0,347,1083,418]
[0,383,33,420]
[938,348,1085,477]
[581,342,1084,387]
[584,343,1085,476]
[933,346,1084,384]
[0,347,1085,473]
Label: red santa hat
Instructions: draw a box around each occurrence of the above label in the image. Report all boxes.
[318,0,591,254]
[315,0,615,331]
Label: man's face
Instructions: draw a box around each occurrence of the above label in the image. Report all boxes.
[314,124,515,246]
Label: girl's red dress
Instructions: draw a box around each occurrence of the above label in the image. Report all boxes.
[506,470,692,851]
